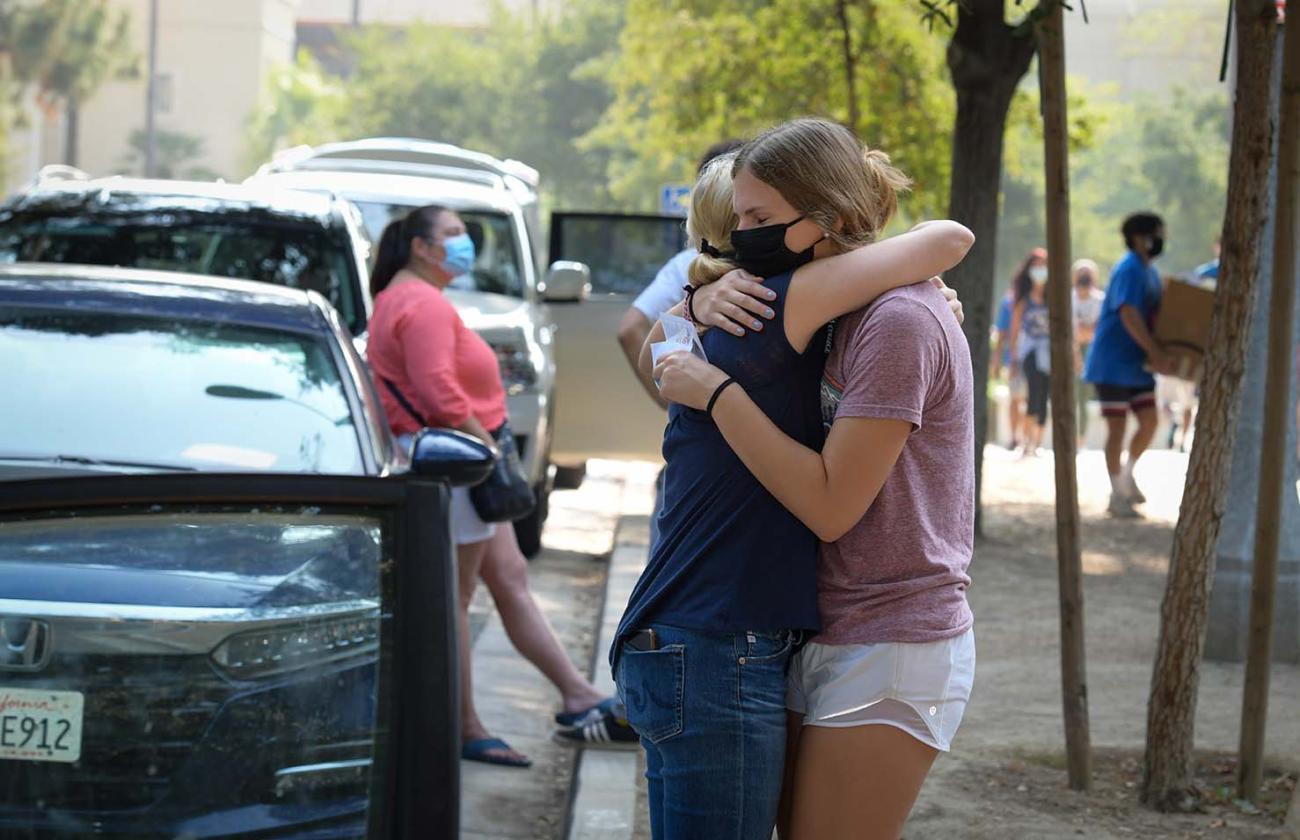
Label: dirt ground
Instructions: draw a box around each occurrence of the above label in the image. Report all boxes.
[908,447,1300,839]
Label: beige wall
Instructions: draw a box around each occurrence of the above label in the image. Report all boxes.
[6,0,299,188]
[297,0,563,27]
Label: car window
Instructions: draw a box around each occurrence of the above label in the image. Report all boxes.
[352,201,525,298]
[0,207,364,334]
[0,307,364,474]
[0,506,384,829]
[549,213,688,296]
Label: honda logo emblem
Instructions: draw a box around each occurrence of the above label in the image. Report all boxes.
[0,618,51,672]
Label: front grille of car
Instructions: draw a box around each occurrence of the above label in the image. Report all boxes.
[0,653,227,812]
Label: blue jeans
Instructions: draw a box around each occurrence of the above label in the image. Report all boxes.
[615,625,797,840]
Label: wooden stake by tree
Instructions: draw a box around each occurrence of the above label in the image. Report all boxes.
[1037,1,1090,791]
[1238,0,1298,802]
[1142,0,1282,811]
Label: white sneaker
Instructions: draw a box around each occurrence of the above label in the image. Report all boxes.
[1108,493,1141,519]
[1125,472,1147,505]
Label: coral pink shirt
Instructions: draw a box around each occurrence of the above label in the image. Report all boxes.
[366,279,507,434]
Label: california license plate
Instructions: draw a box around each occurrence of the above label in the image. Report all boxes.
[0,688,83,763]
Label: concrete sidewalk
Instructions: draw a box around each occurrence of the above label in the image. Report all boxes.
[460,461,656,840]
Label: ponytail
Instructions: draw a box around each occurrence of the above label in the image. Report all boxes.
[369,204,449,296]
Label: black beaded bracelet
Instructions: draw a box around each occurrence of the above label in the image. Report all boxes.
[706,377,738,418]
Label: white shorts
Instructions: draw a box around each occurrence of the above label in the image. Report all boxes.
[786,628,976,752]
[396,434,497,546]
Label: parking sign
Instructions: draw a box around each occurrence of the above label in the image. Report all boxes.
[660,184,691,217]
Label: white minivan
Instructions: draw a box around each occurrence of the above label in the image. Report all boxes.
[250,138,592,557]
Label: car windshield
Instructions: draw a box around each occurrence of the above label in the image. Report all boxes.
[352,200,525,298]
[0,307,363,474]
[0,198,364,334]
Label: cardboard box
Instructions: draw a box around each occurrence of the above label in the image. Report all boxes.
[1153,277,1215,382]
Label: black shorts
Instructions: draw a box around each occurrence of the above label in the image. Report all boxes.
[1094,384,1156,418]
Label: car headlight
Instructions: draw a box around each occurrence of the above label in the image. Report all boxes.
[490,340,538,394]
[211,611,380,680]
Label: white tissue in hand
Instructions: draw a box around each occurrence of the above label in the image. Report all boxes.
[651,313,708,365]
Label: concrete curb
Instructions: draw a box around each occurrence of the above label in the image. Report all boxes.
[566,514,652,839]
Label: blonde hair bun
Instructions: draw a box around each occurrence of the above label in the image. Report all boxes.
[684,153,740,286]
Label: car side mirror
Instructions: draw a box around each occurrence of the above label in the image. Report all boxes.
[542,261,591,303]
[408,429,495,487]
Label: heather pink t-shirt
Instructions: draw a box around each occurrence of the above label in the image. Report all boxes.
[815,282,975,645]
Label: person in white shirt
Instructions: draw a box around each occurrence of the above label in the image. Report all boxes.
[1072,258,1105,447]
[617,140,748,408]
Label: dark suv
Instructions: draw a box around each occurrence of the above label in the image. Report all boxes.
[0,170,372,339]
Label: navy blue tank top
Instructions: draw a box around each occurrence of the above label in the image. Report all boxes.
[612,271,826,664]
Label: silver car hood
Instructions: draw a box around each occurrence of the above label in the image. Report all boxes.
[443,289,532,334]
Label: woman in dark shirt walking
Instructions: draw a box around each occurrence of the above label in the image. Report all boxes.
[614,119,973,839]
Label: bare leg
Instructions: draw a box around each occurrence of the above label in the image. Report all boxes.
[1009,396,1024,449]
[479,522,605,714]
[1128,405,1158,469]
[457,537,527,762]
[777,711,805,840]
[1103,414,1127,478]
[788,723,939,840]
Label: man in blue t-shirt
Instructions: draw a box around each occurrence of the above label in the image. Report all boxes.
[1084,212,1177,518]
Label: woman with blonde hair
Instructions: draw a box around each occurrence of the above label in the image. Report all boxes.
[649,117,977,839]
[614,118,973,839]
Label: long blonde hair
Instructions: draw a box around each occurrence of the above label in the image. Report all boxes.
[733,117,911,250]
[685,153,740,287]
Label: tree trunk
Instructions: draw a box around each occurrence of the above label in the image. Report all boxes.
[1287,780,1300,838]
[64,97,79,167]
[944,0,1038,535]
[1142,0,1282,812]
[1237,0,1298,802]
[1038,2,1090,792]
[834,0,859,135]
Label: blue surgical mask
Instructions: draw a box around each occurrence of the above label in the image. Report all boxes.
[440,233,476,277]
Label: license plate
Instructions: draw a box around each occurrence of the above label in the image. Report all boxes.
[0,688,83,763]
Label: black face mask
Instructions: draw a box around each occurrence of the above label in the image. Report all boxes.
[1148,235,1165,258]
[730,216,824,278]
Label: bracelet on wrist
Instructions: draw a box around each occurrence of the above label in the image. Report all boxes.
[682,284,699,325]
[706,377,738,418]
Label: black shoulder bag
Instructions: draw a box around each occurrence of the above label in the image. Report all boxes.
[382,378,536,523]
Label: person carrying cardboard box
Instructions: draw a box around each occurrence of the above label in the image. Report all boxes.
[1083,212,1178,518]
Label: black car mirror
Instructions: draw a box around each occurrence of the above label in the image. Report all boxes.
[408,429,494,487]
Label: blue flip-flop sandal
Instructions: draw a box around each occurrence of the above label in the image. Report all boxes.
[461,737,532,768]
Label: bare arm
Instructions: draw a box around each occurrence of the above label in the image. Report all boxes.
[1119,305,1177,374]
[635,300,685,382]
[783,221,974,351]
[1008,301,1025,370]
[1118,304,1160,357]
[618,307,669,409]
[710,389,911,542]
[455,416,498,453]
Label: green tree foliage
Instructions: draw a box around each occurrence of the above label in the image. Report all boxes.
[246,0,623,210]
[0,0,136,161]
[589,0,955,214]
[119,128,219,181]
[243,51,349,174]
[997,83,1229,286]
